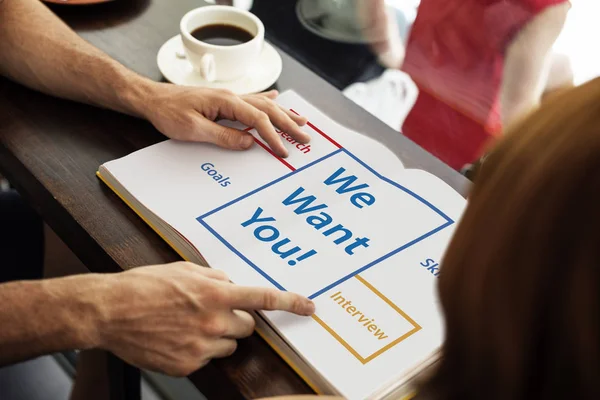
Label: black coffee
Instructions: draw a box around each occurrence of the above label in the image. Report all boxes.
[190,24,254,46]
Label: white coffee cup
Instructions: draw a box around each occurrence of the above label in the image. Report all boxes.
[180,6,265,82]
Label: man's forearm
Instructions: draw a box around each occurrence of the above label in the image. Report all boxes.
[0,0,150,117]
[0,0,312,156]
[0,275,103,365]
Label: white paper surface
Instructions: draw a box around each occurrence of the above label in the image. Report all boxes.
[101,91,466,400]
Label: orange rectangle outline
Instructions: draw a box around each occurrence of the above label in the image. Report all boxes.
[312,275,422,364]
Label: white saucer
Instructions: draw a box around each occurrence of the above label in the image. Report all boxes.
[157,35,283,95]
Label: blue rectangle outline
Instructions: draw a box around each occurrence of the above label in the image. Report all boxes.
[197,148,454,299]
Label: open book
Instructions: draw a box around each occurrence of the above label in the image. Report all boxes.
[97,91,466,400]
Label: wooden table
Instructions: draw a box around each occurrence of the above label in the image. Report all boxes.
[0,0,469,399]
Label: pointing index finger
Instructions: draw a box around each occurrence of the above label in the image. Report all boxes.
[225,285,315,316]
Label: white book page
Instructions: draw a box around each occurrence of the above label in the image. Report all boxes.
[101,91,466,400]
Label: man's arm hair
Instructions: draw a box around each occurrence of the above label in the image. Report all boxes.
[500,3,570,130]
[0,0,151,117]
[0,275,104,365]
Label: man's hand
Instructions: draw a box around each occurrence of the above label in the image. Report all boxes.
[135,85,309,158]
[0,262,313,373]
[96,262,314,376]
[0,0,309,158]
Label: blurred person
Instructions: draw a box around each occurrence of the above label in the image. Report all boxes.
[360,0,572,172]
[0,0,314,398]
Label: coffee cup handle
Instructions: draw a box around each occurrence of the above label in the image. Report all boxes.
[199,53,216,82]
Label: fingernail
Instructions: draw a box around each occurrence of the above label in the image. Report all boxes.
[303,299,316,315]
[293,131,310,144]
[240,135,254,149]
[300,133,311,144]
